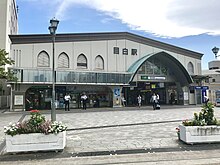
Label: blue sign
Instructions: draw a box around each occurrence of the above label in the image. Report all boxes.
[114,88,120,97]
[194,86,209,90]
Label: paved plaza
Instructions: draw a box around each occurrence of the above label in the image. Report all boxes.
[1,105,220,164]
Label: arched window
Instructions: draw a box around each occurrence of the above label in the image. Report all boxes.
[58,52,69,68]
[187,62,194,74]
[77,54,87,69]
[95,55,104,70]
[37,51,50,67]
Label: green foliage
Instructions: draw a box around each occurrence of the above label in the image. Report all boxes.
[0,49,16,81]
[27,110,46,133]
[182,103,219,126]
[4,110,67,136]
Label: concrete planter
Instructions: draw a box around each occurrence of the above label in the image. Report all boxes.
[179,125,220,144]
[5,131,66,153]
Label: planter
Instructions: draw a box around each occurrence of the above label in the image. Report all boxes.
[179,125,220,144]
[5,131,66,153]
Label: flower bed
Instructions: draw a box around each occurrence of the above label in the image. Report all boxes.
[4,110,67,153]
[178,103,220,144]
[6,131,66,153]
[179,125,220,144]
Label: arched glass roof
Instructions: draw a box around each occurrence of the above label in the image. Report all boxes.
[127,51,193,86]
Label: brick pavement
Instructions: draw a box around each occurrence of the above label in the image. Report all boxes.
[1,105,220,164]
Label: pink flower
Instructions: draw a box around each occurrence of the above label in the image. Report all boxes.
[30,110,39,113]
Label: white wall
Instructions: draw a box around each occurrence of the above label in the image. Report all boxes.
[11,38,201,75]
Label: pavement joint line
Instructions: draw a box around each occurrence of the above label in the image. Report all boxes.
[1,145,220,161]
[1,109,9,113]
[18,113,27,123]
[67,119,183,131]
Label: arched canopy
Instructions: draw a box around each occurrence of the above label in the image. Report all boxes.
[127,51,193,86]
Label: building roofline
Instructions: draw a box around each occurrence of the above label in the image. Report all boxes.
[9,32,203,59]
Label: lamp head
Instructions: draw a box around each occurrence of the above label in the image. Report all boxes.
[48,18,59,35]
[212,46,219,58]
[50,18,59,28]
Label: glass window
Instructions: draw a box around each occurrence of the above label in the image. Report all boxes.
[188,62,194,74]
[37,51,50,67]
[95,55,104,70]
[146,62,153,74]
[77,54,87,69]
[97,73,107,83]
[58,53,69,68]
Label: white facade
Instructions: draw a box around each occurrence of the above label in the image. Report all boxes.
[9,32,203,110]
[203,60,220,103]
[0,0,18,52]
[11,40,201,74]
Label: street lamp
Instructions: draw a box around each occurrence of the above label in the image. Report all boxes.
[48,18,59,121]
[212,46,219,59]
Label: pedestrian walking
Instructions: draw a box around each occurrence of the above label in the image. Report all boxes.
[137,95,142,108]
[150,93,157,110]
[81,93,88,110]
[64,93,71,111]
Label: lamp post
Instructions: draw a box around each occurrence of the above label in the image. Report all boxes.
[48,18,59,122]
[212,46,219,59]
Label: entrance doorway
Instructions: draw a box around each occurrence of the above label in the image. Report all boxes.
[25,87,52,110]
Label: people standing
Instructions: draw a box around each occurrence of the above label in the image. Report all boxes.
[150,93,157,110]
[204,95,209,105]
[137,95,142,108]
[170,93,175,104]
[64,93,71,111]
[81,93,88,110]
[121,95,126,107]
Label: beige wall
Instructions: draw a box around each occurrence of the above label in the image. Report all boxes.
[11,39,201,75]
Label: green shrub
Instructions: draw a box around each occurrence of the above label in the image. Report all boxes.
[182,103,220,126]
[4,110,67,136]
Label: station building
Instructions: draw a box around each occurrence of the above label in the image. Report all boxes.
[203,60,220,103]
[8,32,204,111]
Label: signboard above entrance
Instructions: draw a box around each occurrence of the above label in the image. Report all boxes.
[140,76,166,80]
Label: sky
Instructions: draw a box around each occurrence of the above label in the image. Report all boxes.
[17,0,220,70]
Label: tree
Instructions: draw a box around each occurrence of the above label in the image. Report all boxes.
[0,49,16,81]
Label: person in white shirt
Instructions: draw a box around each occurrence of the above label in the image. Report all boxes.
[204,95,209,105]
[156,93,160,103]
[137,95,142,108]
[64,94,71,111]
[150,93,157,110]
[81,93,88,110]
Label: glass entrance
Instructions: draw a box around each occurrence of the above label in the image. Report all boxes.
[25,87,52,110]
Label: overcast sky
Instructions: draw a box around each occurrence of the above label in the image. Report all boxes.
[18,0,220,69]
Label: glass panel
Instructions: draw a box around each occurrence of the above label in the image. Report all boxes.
[97,73,107,83]
[154,66,160,75]
[79,73,87,83]
[21,69,132,84]
[146,62,153,74]
[57,71,65,83]
[161,66,167,75]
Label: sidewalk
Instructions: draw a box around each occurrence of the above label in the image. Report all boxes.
[1,105,220,164]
